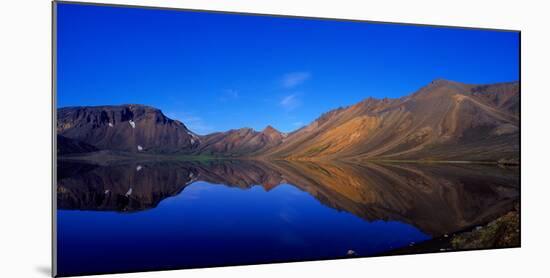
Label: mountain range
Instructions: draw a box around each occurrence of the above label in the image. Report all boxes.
[57,79,519,162]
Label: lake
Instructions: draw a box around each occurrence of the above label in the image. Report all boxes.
[56,159,519,276]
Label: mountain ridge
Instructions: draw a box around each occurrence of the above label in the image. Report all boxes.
[57,79,519,162]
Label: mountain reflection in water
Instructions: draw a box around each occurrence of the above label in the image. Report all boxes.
[56,159,518,276]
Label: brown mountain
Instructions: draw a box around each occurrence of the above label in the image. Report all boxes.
[264,79,519,162]
[57,104,200,153]
[56,80,519,162]
[194,125,286,156]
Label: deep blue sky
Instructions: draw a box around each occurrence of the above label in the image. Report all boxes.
[56,3,519,134]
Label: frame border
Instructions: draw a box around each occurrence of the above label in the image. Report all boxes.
[55,0,520,33]
[51,1,521,277]
[52,1,58,277]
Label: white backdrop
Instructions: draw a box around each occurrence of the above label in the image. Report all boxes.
[1,0,549,277]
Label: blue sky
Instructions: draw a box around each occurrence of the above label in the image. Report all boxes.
[56,3,519,134]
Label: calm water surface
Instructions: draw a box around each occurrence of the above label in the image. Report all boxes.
[56,159,519,276]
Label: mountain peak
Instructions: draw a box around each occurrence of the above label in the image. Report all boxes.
[426,78,465,88]
[430,78,453,84]
[411,78,468,99]
[262,125,279,133]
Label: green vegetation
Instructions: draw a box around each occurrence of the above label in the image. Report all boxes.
[168,154,220,162]
[451,205,520,249]
[58,151,224,165]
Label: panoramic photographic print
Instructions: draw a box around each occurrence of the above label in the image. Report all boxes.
[54,2,520,277]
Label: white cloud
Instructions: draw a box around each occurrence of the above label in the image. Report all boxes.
[166,112,214,135]
[282,72,311,88]
[280,94,301,111]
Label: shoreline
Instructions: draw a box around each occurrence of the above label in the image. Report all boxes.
[57,151,520,166]
[384,204,520,255]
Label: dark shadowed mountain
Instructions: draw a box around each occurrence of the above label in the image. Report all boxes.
[56,80,519,162]
[57,135,99,155]
[57,161,195,212]
[57,104,200,153]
